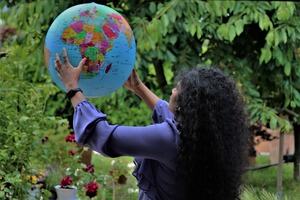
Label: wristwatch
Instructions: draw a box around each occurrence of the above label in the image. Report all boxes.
[66,88,83,100]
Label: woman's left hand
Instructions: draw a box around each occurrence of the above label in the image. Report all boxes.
[55,48,87,91]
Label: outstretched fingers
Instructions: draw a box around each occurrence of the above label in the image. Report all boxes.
[54,55,62,80]
[55,53,62,72]
[63,48,70,64]
[78,57,87,68]
[76,57,87,73]
[131,69,140,86]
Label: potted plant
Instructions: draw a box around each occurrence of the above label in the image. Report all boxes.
[55,176,78,200]
[54,131,101,199]
[53,132,80,200]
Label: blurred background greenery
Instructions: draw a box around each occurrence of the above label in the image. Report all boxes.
[0,0,299,199]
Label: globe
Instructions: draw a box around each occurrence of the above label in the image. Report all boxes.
[44,3,136,97]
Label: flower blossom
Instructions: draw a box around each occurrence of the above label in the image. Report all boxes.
[84,164,95,174]
[85,181,100,198]
[65,133,76,143]
[60,176,72,188]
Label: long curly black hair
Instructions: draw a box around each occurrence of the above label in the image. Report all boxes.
[174,67,250,200]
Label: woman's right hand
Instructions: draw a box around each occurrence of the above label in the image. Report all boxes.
[124,69,143,93]
[124,69,159,109]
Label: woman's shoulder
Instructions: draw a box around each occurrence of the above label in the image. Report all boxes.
[152,99,174,123]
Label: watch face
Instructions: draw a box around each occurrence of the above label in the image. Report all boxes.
[67,88,82,99]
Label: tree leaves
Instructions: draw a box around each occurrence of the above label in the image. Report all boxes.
[280,28,288,44]
[284,62,291,76]
[273,47,284,65]
[276,2,295,21]
[258,14,272,31]
[201,39,210,54]
[149,2,156,14]
[259,47,272,64]
[217,24,229,39]
[235,19,244,36]
[266,30,274,46]
[217,23,237,42]
[228,26,236,42]
[248,100,292,132]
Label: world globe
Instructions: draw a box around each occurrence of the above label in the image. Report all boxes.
[44,3,136,97]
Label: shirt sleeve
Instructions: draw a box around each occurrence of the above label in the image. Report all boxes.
[152,99,174,123]
[73,101,178,164]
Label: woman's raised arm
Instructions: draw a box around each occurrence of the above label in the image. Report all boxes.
[124,69,160,110]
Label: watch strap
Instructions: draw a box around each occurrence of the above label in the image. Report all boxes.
[66,88,83,100]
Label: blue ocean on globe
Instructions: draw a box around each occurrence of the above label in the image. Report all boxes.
[44,3,136,97]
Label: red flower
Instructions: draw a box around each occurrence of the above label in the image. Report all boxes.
[65,133,76,143]
[68,150,76,156]
[84,164,95,174]
[85,181,99,198]
[60,176,72,188]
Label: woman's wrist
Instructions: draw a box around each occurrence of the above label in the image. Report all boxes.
[133,82,146,97]
[70,91,86,108]
[66,83,79,92]
[132,82,159,109]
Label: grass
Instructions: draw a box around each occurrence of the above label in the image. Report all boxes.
[243,155,300,200]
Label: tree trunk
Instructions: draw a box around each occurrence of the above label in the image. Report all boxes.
[276,131,284,199]
[153,60,167,91]
[294,123,300,181]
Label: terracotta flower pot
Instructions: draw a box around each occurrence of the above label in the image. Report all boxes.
[55,185,78,200]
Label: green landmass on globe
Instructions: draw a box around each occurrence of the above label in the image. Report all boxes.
[59,7,133,77]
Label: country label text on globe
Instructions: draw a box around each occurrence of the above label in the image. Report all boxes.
[45,3,136,97]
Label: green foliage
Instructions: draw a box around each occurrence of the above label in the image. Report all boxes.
[0,46,70,198]
[241,186,291,200]
[124,0,300,132]
[0,1,156,198]
[0,1,72,198]
[1,0,300,198]
[90,89,152,126]
[2,0,300,133]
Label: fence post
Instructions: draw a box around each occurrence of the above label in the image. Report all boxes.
[276,131,284,199]
[294,123,300,181]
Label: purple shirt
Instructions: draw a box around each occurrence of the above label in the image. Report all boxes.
[73,100,184,200]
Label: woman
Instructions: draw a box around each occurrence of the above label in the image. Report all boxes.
[55,49,249,200]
